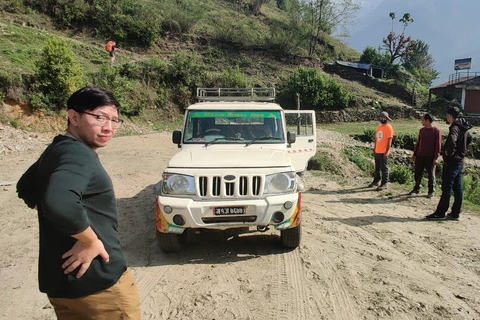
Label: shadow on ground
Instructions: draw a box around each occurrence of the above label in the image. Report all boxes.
[117,184,293,267]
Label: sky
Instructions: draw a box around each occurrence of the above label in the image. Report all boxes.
[344,0,480,86]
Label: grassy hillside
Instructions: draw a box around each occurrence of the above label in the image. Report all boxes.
[0,1,411,133]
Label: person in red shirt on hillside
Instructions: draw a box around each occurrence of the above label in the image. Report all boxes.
[409,113,442,198]
[368,111,394,190]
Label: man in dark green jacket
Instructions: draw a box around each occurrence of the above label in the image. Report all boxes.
[17,86,140,319]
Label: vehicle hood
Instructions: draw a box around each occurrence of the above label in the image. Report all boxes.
[168,148,291,168]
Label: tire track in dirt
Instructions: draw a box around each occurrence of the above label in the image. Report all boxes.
[271,249,309,320]
[302,176,480,319]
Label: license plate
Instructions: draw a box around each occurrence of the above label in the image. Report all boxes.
[213,206,246,215]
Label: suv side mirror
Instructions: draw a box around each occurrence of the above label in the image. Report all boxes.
[287,131,296,146]
[172,130,182,148]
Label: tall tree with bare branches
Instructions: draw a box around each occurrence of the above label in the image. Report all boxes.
[383,12,416,64]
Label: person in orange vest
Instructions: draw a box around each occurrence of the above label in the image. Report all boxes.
[105,40,116,64]
[368,111,394,190]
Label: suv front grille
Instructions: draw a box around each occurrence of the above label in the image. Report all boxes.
[198,175,263,197]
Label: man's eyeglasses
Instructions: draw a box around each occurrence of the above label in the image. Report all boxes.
[80,111,124,128]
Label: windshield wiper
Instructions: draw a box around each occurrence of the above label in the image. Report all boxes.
[205,137,243,146]
[245,136,281,146]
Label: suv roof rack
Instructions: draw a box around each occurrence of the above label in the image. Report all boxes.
[197,88,276,102]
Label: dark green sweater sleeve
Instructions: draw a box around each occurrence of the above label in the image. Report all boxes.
[38,139,102,236]
[17,159,40,209]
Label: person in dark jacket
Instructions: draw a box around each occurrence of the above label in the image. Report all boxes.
[409,113,442,198]
[16,86,140,319]
[425,106,472,221]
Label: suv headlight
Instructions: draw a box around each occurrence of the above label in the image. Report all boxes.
[264,172,296,194]
[162,173,195,195]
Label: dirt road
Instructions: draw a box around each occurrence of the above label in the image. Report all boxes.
[1,129,480,320]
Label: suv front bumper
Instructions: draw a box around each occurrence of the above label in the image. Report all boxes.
[155,192,302,234]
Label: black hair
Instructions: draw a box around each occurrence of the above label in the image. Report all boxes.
[446,106,460,119]
[67,86,120,113]
[423,113,434,122]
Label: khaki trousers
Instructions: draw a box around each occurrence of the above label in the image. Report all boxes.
[48,268,140,320]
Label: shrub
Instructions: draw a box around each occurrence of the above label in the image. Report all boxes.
[160,0,204,35]
[89,64,143,116]
[307,151,342,175]
[218,65,250,88]
[171,85,192,111]
[393,132,418,150]
[389,164,412,184]
[343,146,374,175]
[167,50,206,98]
[120,58,168,87]
[211,15,265,46]
[462,167,480,206]
[278,67,351,111]
[266,19,306,55]
[33,36,84,111]
[0,71,26,102]
[0,0,24,13]
[9,119,19,128]
[361,127,376,143]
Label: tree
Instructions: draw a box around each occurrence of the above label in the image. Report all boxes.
[401,40,439,86]
[302,0,360,57]
[382,12,416,64]
[279,67,350,110]
[33,36,84,111]
[360,46,381,64]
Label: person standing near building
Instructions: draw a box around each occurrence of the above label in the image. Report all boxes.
[409,113,442,198]
[425,106,472,221]
[368,111,394,190]
[16,86,141,319]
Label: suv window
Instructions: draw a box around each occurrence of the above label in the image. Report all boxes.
[183,110,285,143]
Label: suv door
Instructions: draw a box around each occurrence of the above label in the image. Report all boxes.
[284,110,316,173]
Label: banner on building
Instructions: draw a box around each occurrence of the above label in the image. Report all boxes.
[454,58,472,70]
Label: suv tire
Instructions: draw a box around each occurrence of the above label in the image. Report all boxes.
[280,224,301,248]
[157,230,187,253]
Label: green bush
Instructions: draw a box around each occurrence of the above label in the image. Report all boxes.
[211,16,265,46]
[9,119,19,128]
[0,0,24,13]
[171,85,192,111]
[167,50,207,99]
[343,146,374,175]
[0,70,26,102]
[360,127,376,143]
[120,58,168,87]
[307,151,342,175]
[218,65,250,88]
[389,164,413,184]
[265,20,306,55]
[278,67,351,111]
[462,168,480,206]
[24,0,161,48]
[393,132,418,150]
[160,0,204,35]
[33,36,84,111]
[89,64,143,116]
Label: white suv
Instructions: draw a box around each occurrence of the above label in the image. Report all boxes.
[154,88,316,252]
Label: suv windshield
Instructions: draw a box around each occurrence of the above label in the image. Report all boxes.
[183,110,285,144]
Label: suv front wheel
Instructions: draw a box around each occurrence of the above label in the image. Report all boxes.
[157,230,188,253]
[280,224,301,248]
